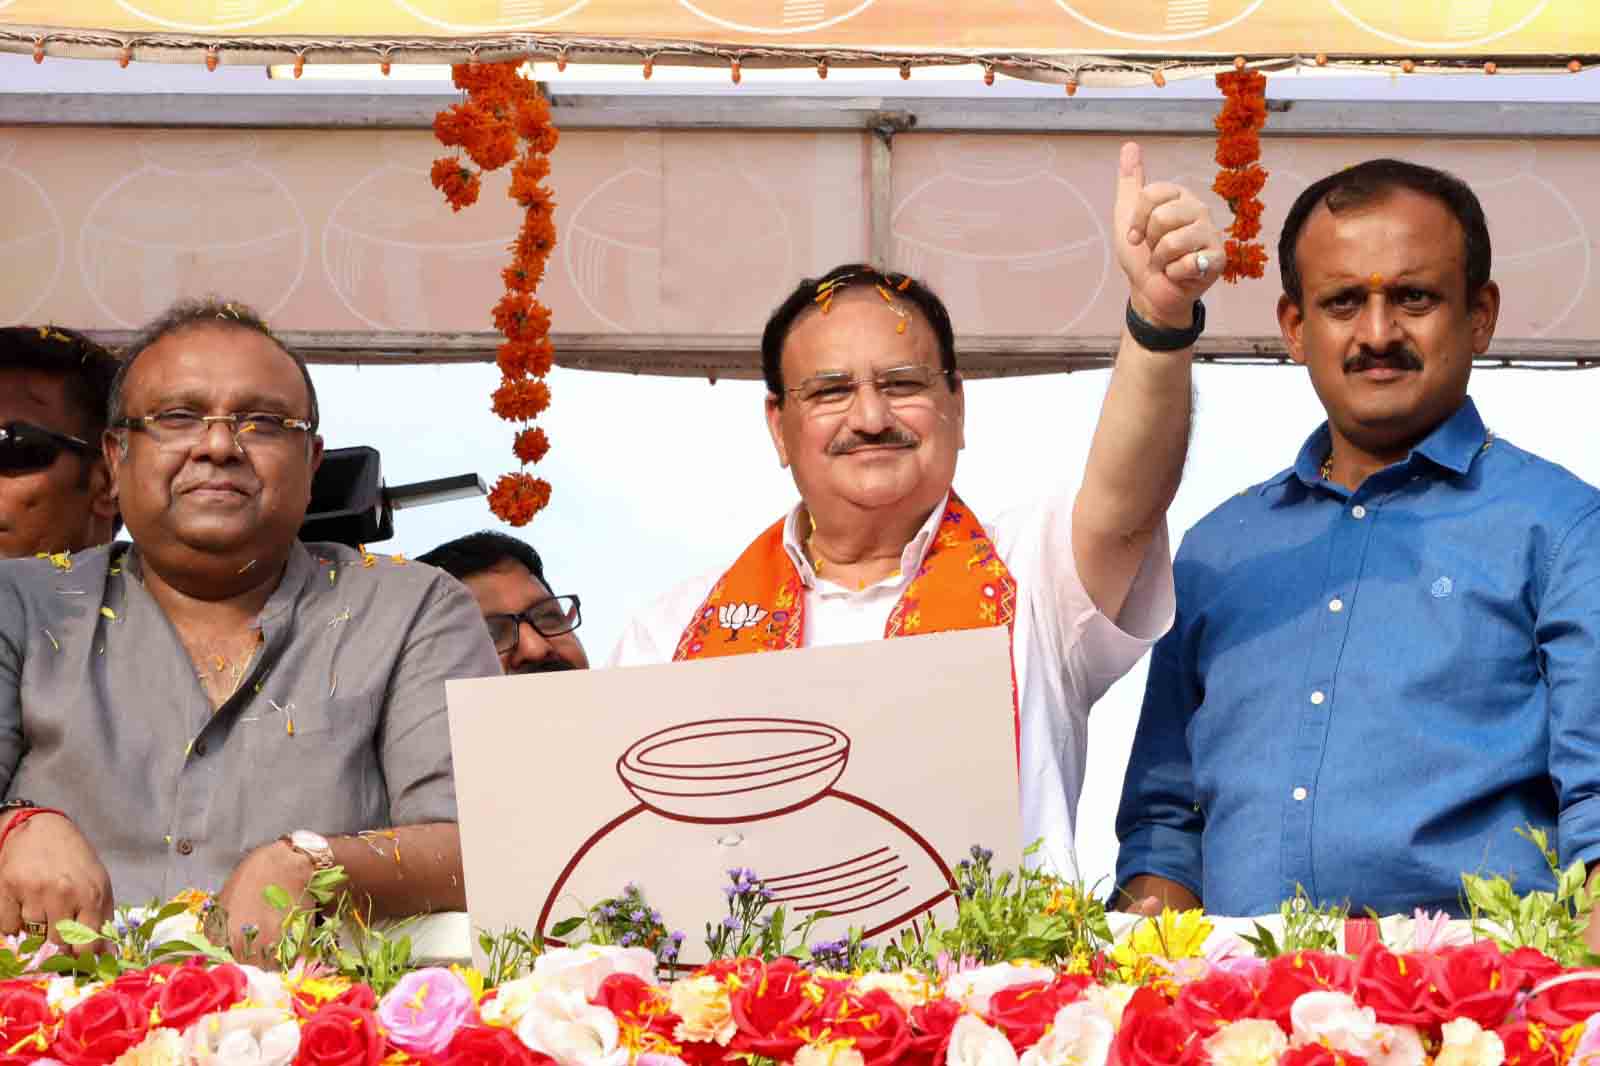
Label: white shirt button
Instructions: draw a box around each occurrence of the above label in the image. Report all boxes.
[1329,598,1344,613]
[1352,505,1368,519]
[1292,786,1308,801]
[1310,690,1325,705]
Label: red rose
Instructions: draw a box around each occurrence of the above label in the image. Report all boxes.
[1523,972,1600,1029]
[1176,969,1258,1035]
[295,982,379,1020]
[728,957,816,1060]
[50,987,150,1066]
[1258,953,1357,1033]
[296,1004,385,1066]
[110,963,176,1011]
[1426,942,1522,1028]
[154,959,249,1030]
[1504,949,1563,992]
[1280,1044,1368,1066]
[1354,944,1437,1028]
[0,981,51,1048]
[989,981,1079,1052]
[902,998,964,1066]
[1115,989,1206,1066]
[826,988,911,1066]
[436,1025,555,1066]
[1499,1022,1564,1066]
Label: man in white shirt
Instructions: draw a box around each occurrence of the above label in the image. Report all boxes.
[611,144,1222,879]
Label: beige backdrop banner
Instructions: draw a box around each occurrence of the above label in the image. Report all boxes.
[4,0,1599,57]
[1,125,1595,350]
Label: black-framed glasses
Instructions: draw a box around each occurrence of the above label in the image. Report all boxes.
[0,420,95,475]
[485,594,582,652]
[116,410,314,451]
[785,364,953,413]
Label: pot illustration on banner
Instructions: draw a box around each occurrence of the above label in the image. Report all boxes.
[538,717,957,960]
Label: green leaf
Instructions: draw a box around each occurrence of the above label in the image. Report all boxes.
[263,884,294,912]
[54,919,100,946]
[549,917,584,938]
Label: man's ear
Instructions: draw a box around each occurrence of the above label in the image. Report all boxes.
[952,373,966,451]
[87,457,117,522]
[1277,294,1308,366]
[765,394,790,469]
[101,430,124,502]
[1469,280,1501,355]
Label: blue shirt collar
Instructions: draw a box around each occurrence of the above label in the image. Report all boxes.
[1275,396,1487,492]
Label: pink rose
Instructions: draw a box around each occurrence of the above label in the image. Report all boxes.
[376,967,476,1057]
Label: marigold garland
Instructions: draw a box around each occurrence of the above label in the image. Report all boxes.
[1213,69,1270,283]
[432,60,561,526]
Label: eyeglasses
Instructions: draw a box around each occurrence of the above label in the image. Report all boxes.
[786,365,952,413]
[0,421,95,475]
[116,410,314,451]
[485,594,582,653]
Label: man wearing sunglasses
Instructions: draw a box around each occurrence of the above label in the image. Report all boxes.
[610,144,1222,882]
[0,299,500,962]
[0,325,120,559]
[419,530,589,674]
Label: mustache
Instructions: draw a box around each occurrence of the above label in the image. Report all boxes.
[510,656,580,675]
[827,428,921,455]
[1344,345,1423,374]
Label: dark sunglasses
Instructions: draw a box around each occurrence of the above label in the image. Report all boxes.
[0,421,96,476]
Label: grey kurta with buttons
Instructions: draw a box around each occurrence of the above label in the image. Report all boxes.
[0,540,502,903]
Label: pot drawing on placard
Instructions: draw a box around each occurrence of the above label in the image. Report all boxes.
[538,717,957,958]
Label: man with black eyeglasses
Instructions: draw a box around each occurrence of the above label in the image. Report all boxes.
[0,325,120,559]
[419,530,589,674]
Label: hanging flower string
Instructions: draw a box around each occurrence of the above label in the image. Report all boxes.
[431,60,560,526]
[1213,66,1269,282]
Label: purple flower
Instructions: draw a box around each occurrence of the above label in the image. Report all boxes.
[621,932,636,946]
[721,916,740,930]
[377,966,475,1057]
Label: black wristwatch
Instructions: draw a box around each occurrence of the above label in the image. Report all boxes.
[1125,299,1206,352]
[0,799,38,812]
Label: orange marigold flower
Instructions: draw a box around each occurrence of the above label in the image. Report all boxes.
[463,122,520,172]
[491,378,552,421]
[1215,131,1261,169]
[512,214,558,263]
[492,292,553,342]
[502,260,547,294]
[497,337,554,379]
[1213,164,1269,204]
[1229,198,1264,241]
[513,427,551,465]
[1222,239,1268,283]
[453,60,522,96]
[1215,69,1267,97]
[429,158,481,212]
[488,472,552,527]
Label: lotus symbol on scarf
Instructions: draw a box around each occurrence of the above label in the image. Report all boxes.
[718,602,767,640]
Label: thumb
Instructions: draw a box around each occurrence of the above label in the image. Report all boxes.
[1115,141,1146,242]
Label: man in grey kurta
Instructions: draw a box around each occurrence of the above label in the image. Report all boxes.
[0,539,498,900]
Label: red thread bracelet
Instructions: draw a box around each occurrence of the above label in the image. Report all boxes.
[0,808,67,857]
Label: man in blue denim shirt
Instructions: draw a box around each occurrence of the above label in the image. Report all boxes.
[1114,159,1600,927]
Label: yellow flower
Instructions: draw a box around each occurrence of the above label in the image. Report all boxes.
[111,1028,183,1065]
[451,964,487,1003]
[670,975,735,1045]
[1111,908,1213,971]
[171,888,212,915]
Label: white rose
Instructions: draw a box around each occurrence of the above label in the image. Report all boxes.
[111,1027,184,1065]
[1204,1019,1289,1066]
[148,910,203,948]
[1019,1001,1113,1066]
[533,944,658,998]
[517,985,628,1066]
[481,975,540,1028]
[946,1013,1021,1066]
[46,974,100,1012]
[182,1007,301,1066]
[1436,1018,1506,1066]
[855,971,935,1012]
[944,963,1053,1015]
[236,966,291,1011]
[796,1045,867,1066]
[1290,991,1424,1066]
[1083,984,1138,1030]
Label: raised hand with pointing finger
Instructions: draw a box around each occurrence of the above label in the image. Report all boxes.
[1113,140,1224,334]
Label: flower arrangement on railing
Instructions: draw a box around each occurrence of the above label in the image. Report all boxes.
[5,835,1598,1065]
[431,60,561,526]
[1213,64,1270,284]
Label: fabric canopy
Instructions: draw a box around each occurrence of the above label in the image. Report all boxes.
[3,0,1597,72]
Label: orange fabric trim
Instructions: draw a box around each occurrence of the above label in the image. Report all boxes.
[674,491,1019,753]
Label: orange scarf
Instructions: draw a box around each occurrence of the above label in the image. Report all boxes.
[675,492,1019,749]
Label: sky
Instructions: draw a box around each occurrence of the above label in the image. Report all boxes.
[9,50,1600,893]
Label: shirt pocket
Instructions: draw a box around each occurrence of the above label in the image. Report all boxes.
[237,691,384,828]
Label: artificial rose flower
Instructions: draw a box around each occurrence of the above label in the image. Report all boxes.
[1204,1018,1289,1066]
[376,966,476,1057]
[237,966,292,1012]
[1176,968,1258,1035]
[1375,911,1473,955]
[1504,950,1562,992]
[436,1025,556,1066]
[1258,952,1357,1033]
[517,985,626,1066]
[292,980,376,1021]
[988,979,1091,1054]
[1523,975,1600,1030]
[795,1044,865,1066]
[901,997,964,1066]
[47,974,102,1014]
[1355,945,1437,1028]
[1427,943,1523,1029]
[727,956,813,1059]
[294,1003,384,1066]
[1280,1044,1368,1066]
[945,963,1055,1015]
[1571,1016,1600,1066]
[52,987,150,1065]
[1496,1023,1561,1066]
[1083,983,1138,1030]
[182,1006,301,1066]
[480,975,539,1029]
[1290,992,1424,1066]
[825,988,911,1066]
[1435,1017,1507,1066]
[1018,1000,1113,1066]
[856,971,936,1012]
[1115,988,1206,1066]
[110,966,174,1012]
[111,1027,183,1065]
[0,981,52,1048]
[155,960,249,1030]
[946,1013,1020,1066]
[669,974,735,1046]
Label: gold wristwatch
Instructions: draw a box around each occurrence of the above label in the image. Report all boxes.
[279,829,336,871]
